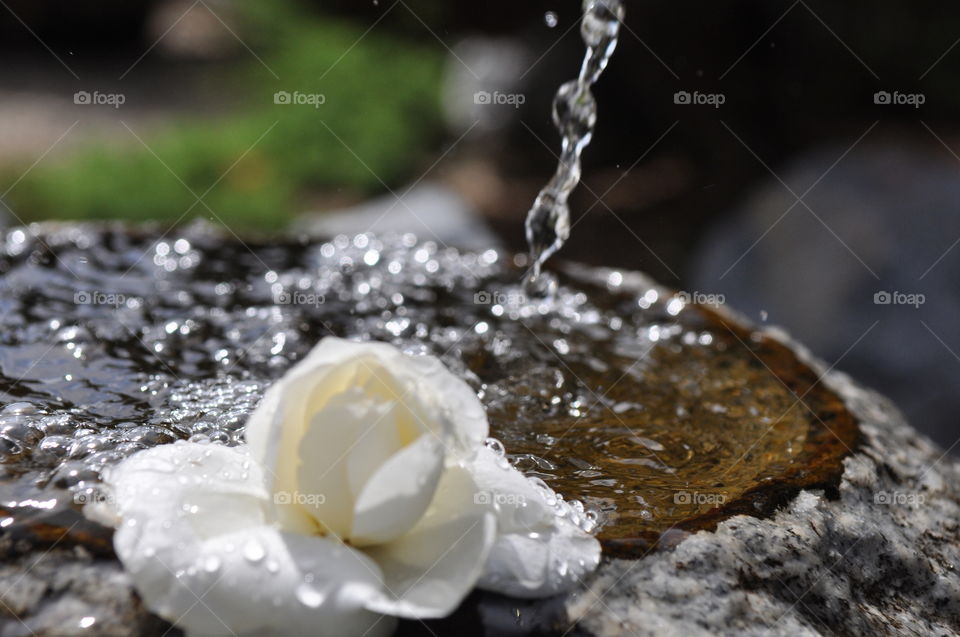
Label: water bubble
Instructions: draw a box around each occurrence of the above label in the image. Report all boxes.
[2,402,39,416]
[544,11,558,27]
[529,477,551,493]
[203,555,222,573]
[512,499,546,530]
[582,510,600,533]
[0,420,42,447]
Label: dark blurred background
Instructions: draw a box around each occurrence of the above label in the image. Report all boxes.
[0,0,957,450]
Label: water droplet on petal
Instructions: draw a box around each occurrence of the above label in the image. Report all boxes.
[243,539,265,563]
[485,437,506,458]
[296,582,326,608]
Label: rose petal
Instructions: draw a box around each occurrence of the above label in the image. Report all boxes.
[96,442,394,637]
[464,447,602,598]
[344,400,404,499]
[350,434,446,546]
[248,360,365,534]
[245,341,386,524]
[245,338,488,479]
[398,353,489,457]
[293,389,396,538]
[242,381,282,474]
[480,525,601,599]
[364,465,496,618]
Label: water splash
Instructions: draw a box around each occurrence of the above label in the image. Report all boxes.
[0,224,824,545]
[524,0,625,284]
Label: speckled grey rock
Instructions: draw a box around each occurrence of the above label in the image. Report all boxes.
[566,328,960,637]
[0,543,167,637]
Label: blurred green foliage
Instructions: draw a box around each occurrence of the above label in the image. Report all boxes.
[5,1,445,229]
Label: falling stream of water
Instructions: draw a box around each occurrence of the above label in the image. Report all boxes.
[524,0,625,284]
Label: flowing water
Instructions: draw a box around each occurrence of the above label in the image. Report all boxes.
[524,0,624,282]
[0,224,856,557]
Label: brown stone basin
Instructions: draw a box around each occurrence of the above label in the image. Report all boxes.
[483,266,860,558]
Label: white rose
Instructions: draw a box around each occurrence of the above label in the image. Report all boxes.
[89,338,600,636]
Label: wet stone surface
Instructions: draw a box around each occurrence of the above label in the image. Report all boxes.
[3,222,943,636]
[566,352,960,636]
